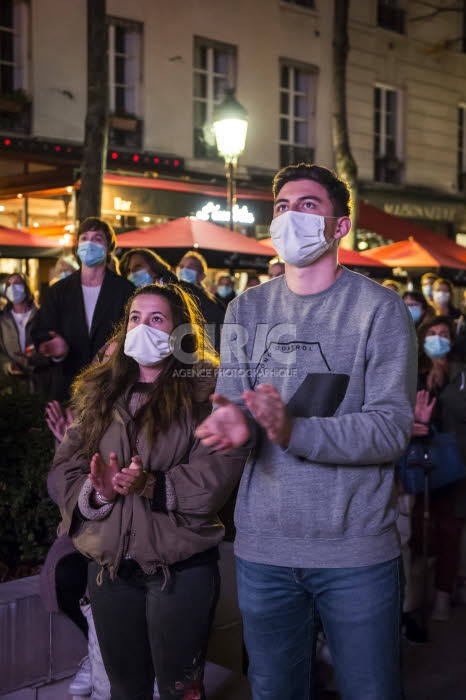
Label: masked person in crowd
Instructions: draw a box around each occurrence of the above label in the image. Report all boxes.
[196,163,417,700]
[31,218,134,400]
[244,273,261,290]
[402,290,435,327]
[421,272,438,303]
[409,316,466,622]
[52,283,244,700]
[0,272,54,395]
[430,278,461,321]
[176,250,225,351]
[49,255,80,287]
[120,247,178,288]
[213,271,236,306]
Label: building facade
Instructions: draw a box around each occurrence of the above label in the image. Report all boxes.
[0,0,465,245]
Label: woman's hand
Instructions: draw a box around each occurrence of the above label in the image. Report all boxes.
[114,455,147,495]
[426,359,448,392]
[45,400,74,442]
[412,422,430,437]
[89,452,119,502]
[414,389,436,426]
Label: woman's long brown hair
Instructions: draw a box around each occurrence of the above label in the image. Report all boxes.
[70,283,218,457]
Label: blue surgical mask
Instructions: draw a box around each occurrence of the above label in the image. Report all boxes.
[59,271,72,280]
[217,285,232,299]
[178,267,198,284]
[424,335,451,359]
[407,306,422,324]
[128,269,154,288]
[422,284,433,300]
[77,241,106,267]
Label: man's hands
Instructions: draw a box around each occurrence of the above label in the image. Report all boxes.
[195,385,292,452]
[243,384,292,448]
[195,394,250,453]
[39,331,69,360]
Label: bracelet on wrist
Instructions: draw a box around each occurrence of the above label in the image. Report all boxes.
[95,490,115,504]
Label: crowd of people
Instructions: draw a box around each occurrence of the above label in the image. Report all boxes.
[1,163,466,699]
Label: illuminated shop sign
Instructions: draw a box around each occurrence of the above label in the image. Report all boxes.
[195,202,255,224]
[114,196,132,211]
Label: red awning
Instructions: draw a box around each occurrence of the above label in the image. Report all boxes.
[116,217,271,256]
[115,217,271,270]
[0,224,69,250]
[360,237,466,270]
[358,200,466,263]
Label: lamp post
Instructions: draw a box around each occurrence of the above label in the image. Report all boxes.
[213,89,248,230]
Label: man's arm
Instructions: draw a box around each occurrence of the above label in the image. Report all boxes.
[286,301,417,465]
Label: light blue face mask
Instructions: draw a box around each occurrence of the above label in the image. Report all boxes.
[407,305,422,324]
[128,269,154,288]
[424,334,451,360]
[6,283,26,304]
[216,285,232,299]
[59,271,72,280]
[178,267,198,284]
[77,241,106,267]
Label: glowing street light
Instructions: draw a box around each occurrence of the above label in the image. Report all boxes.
[213,89,248,230]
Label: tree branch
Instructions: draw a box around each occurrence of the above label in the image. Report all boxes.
[409,1,462,23]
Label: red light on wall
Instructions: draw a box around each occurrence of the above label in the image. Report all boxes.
[153,157,160,164]
[55,145,61,152]
[174,159,179,166]
[111,152,119,160]
[132,154,140,162]
[4,139,11,146]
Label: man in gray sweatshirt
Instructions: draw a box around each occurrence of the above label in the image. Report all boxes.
[196,164,417,700]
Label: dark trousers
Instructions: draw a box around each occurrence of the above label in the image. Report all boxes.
[88,559,220,700]
[412,488,464,593]
[55,552,89,640]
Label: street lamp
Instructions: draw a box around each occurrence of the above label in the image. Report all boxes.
[213,88,248,230]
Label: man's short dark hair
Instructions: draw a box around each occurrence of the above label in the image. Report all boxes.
[272,163,352,218]
[77,217,116,255]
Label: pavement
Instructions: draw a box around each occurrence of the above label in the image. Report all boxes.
[403,602,466,700]
[2,603,465,699]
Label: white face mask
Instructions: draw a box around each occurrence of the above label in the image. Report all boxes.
[433,290,450,305]
[270,211,334,267]
[124,324,173,367]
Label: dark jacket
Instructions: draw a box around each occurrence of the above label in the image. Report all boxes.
[418,363,466,516]
[31,269,134,400]
[178,281,225,351]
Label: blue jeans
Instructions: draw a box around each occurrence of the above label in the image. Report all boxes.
[236,556,405,700]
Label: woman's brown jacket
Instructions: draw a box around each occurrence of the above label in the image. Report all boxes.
[52,374,246,580]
